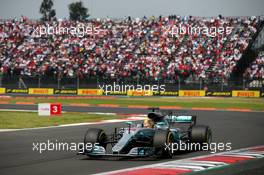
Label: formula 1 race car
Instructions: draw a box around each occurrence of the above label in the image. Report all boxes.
[79,108,212,158]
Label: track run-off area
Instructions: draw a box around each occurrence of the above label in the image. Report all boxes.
[0,103,263,175]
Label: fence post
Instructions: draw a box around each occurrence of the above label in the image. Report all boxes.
[38,76,41,88]
[57,78,60,89]
[77,76,79,89]
[0,73,2,87]
[18,77,21,89]
[243,78,245,90]
[221,78,224,91]
[97,76,99,89]
[178,78,181,90]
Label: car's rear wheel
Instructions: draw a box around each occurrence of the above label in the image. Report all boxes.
[190,125,212,151]
[153,130,174,158]
[84,128,107,151]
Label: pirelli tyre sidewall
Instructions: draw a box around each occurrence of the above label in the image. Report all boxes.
[84,128,107,151]
[153,129,174,158]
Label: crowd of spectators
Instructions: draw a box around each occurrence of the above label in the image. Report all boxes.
[212,17,259,81]
[244,53,264,79]
[0,15,261,82]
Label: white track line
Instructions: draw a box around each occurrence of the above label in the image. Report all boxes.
[0,109,67,113]
[0,109,38,112]
[95,145,264,175]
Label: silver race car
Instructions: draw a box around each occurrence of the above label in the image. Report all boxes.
[79,108,212,158]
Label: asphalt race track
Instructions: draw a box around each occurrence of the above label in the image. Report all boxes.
[0,104,263,175]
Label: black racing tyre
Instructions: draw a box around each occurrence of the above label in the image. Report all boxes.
[84,128,107,149]
[153,130,174,158]
[191,125,212,150]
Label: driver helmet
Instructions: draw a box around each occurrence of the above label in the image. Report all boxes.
[143,118,154,128]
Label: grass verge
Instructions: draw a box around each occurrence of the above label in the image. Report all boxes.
[0,111,124,129]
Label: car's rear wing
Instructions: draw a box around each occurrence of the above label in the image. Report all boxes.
[147,108,197,125]
[169,115,197,125]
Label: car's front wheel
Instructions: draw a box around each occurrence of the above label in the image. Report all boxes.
[153,129,174,158]
[84,128,107,152]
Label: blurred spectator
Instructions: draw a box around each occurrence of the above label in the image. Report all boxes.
[244,53,264,79]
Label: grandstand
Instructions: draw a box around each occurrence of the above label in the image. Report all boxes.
[0,15,264,90]
[244,52,264,81]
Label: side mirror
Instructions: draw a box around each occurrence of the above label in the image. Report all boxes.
[125,121,133,133]
[125,121,133,126]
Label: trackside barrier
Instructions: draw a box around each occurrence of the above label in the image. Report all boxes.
[0,88,6,94]
[127,90,153,96]
[153,91,179,96]
[103,91,127,95]
[77,89,103,95]
[54,89,77,95]
[261,91,264,97]
[206,91,232,97]
[0,87,264,97]
[28,88,54,95]
[232,90,260,97]
[6,88,28,94]
[179,90,205,97]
